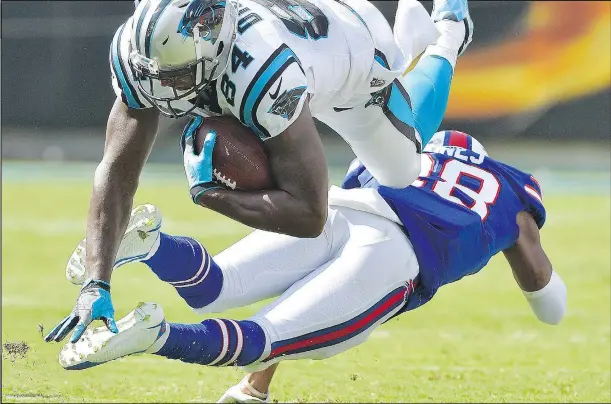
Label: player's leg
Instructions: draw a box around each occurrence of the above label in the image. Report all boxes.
[318,0,472,189]
[396,0,473,143]
[154,208,419,369]
[60,208,419,372]
[217,365,278,403]
[194,206,345,313]
[65,204,340,313]
[140,224,337,314]
[400,0,473,143]
[319,93,421,189]
[238,209,417,371]
[319,49,458,189]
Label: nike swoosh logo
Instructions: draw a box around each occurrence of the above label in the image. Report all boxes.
[333,106,353,112]
[269,77,282,100]
[146,321,165,330]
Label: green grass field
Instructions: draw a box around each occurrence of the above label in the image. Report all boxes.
[2,163,610,403]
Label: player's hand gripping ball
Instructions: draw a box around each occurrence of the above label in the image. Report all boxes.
[193,116,275,191]
[182,116,220,203]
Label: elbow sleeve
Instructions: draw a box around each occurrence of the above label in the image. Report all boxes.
[522,270,567,325]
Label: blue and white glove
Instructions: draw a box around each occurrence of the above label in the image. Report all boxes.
[44,279,118,343]
[181,116,220,204]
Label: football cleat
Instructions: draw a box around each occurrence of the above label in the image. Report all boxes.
[431,0,474,55]
[59,302,168,370]
[65,204,162,285]
[217,385,270,403]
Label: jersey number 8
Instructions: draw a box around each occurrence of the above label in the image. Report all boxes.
[413,156,501,221]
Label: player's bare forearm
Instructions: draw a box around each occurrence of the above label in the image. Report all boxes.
[199,104,328,237]
[198,187,326,237]
[503,211,553,292]
[85,100,159,282]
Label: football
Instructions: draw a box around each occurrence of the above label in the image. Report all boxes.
[194,116,275,191]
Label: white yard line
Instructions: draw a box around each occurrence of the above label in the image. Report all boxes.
[1,218,251,237]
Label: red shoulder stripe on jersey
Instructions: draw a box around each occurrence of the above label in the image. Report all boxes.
[524,185,543,203]
[530,175,542,191]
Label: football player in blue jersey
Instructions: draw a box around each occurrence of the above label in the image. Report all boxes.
[46,0,475,347]
[217,130,568,401]
[46,130,566,403]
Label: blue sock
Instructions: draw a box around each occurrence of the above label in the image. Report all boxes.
[142,233,223,309]
[155,319,267,367]
[402,55,454,145]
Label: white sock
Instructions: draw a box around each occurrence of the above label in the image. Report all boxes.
[421,20,465,69]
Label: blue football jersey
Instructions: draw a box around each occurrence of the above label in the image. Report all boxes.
[341,149,546,312]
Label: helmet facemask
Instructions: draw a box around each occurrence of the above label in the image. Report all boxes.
[129,0,239,118]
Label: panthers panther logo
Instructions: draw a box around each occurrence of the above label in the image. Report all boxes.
[268,86,307,120]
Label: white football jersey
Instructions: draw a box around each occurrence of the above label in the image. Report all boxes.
[110,0,425,139]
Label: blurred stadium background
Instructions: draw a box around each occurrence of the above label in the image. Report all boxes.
[2,1,610,403]
[2,1,610,172]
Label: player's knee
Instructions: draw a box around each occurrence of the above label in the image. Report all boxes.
[405,157,422,184]
[367,130,422,188]
[378,156,421,189]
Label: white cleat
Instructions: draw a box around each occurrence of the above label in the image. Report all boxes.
[59,302,168,370]
[431,0,474,55]
[66,204,162,285]
[217,385,270,403]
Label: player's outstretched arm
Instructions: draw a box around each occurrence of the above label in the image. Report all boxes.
[503,211,567,325]
[44,100,159,344]
[196,103,328,238]
[85,99,160,282]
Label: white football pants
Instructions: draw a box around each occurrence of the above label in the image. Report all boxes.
[199,206,420,370]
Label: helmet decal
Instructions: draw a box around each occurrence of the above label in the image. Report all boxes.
[178,0,226,41]
[145,0,173,58]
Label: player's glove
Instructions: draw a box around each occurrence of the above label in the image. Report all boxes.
[44,279,118,343]
[181,117,220,204]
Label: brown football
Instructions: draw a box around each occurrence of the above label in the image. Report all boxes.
[194,116,274,191]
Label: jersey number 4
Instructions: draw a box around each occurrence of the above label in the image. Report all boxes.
[413,156,501,221]
[221,47,254,106]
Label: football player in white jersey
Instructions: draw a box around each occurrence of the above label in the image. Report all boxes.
[46,0,473,350]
